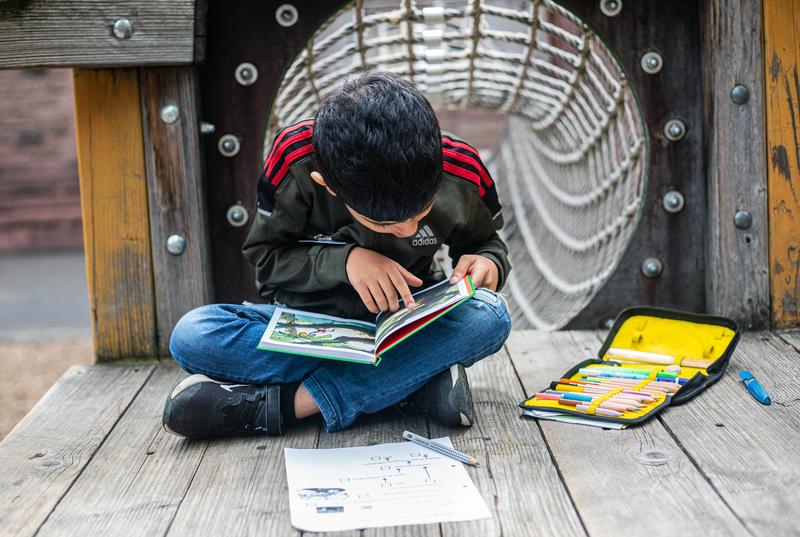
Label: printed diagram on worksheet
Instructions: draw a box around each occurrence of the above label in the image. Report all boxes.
[284,438,491,532]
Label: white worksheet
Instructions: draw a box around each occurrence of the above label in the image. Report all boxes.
[284,437,491,532]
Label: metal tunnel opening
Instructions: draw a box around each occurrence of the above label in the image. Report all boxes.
[265,0,648,329]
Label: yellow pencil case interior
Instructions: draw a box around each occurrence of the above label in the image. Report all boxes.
[519,307,741,426]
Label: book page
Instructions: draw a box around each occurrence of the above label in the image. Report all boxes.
[284,437,491,532]
[258,307,377,363]
[374,277,473,348]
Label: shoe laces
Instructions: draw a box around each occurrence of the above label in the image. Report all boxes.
[220,391,265,432]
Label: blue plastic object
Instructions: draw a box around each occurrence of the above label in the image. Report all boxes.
[739,370,772,405]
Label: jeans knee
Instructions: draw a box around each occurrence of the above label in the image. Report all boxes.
[169,305,215,367]
[474,288,512,334]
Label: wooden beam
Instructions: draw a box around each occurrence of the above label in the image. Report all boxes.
[140,67,213,357]
[0,0,195,69]
[701,0,771,329]
[764,0,800,328]
[73,68,158,361]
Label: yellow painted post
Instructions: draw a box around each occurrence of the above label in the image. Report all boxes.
[73,69,158,360]
[764,0,800,328]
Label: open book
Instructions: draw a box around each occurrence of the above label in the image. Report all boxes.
[257,276,475,365]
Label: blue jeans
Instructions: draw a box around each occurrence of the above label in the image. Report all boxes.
[169,288,511,432]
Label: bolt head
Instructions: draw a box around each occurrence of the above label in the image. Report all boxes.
[662,191,685,213]
[600,0,622,17]
[166,234,186,256]
[218,134,241,157]
[226,204,249,227]
[160,104,179,124]
[731,84,750,105]
[234,62,258,86]
[230,208,245,223]
[112,18,133,39]
[734,210,752,229]
[640,51,663,74]
[664,119,686,141]
[641,257,663,278]
[275,4,299,27]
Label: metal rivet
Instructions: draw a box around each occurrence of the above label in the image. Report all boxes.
[227,204,249,227]
[734,210,752,229]
[166,234,186,256]
[235,62,258,86]
[218,134,241,157]
[112,18,133,40]
[275,4,299,27]
[160,104,179,124]
[731,84,750,105]
[640,51,663,74]
[200,121,216,135]
[662,191,685,213]
[641,257,663,278]
[664,119,687,142]
[600,0,622,17]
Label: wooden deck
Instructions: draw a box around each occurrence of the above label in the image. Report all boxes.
[2,330,799,536]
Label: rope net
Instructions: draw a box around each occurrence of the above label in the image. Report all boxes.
[266,0,648,329]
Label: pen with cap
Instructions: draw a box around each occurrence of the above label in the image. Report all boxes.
[739,370,771,405]
[402,430,479,466]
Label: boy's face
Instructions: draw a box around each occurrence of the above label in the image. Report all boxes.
[346,204,432,238]
[310,171,433,238]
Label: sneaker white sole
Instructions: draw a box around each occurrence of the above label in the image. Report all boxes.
[169,373,251,400]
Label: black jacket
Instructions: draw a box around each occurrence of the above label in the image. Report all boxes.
[242,120,511,319]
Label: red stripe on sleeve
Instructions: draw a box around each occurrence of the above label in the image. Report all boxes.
[271,144,315,186]
[443,161,486,197]
[266,119,315,163]
[265,128,314,179]
[442,137,494,187]
[442,148,493,191]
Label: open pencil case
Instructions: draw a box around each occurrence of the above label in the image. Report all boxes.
[519,307,741,426]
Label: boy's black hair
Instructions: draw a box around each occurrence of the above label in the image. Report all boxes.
[312,71,443,222]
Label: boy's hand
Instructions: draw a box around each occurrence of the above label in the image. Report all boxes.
[346,247,423,314]
[449,254,499,291]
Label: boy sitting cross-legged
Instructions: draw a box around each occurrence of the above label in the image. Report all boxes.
[162,72,512,438]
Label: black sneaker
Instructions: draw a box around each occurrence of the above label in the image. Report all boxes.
[396,364,476,427]
[162,374,283,438]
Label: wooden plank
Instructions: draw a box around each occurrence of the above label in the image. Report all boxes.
[0,1,195,69]
[165,418,319,536]
[764,0,800,328]
[36,363,207,536]
[0,363,154,537]
[428,349,587,537]
[506,330,750,536]
[701,0,771,329]
[657,332,800,535]
[777,329,800,349]
[141,67,214,356]
[73,68,158,361]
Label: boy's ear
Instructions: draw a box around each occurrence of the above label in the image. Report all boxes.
[310,171,337,197]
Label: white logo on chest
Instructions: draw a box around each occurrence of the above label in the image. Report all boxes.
[411,225,438,247]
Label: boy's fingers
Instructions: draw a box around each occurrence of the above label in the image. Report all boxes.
[396,264,423,287]
[368,282,390,312]
[378,276,400,312]
[450,256,475,284]
[469,263,487,288]
[356,285,379,314]
[388,269,415,308]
